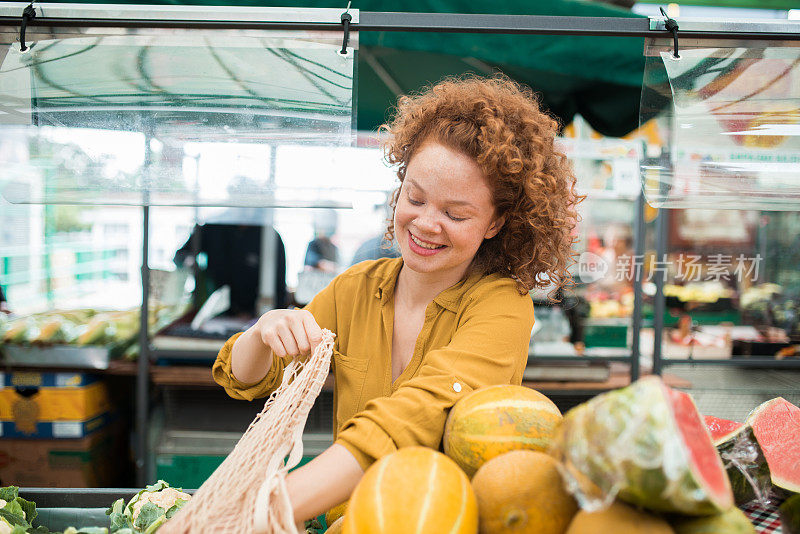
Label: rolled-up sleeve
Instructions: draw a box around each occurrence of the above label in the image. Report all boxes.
[335,283,534,470]
[212,332,291,401]
[211,275,340,401]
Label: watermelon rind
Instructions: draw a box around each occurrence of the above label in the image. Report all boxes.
[746,397,800,497]
[715,425,772,505]
[780,494,800,534]
[670,507,755,534]
[549,376,733,516]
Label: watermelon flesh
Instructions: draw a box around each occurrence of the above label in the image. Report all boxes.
[550,377,734,515]
[747,397,800,495]
[704,415,745,446]
[669,390,734,513]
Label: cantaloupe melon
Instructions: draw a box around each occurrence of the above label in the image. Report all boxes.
[326,516,345,534]
[342,447,478,534]
[471,450,577,534]
[444,385,562,477]
[325,500,348,527]
[566,501,674,534]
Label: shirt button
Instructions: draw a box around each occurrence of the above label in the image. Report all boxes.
[453,382,462,393]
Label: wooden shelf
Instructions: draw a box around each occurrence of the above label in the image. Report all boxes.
[525,371,691,393]
[2,359,690,391]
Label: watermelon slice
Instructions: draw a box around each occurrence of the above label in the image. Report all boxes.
[714,423,771,505]
[704,415,744,447]
[746,397,800,496]
[550,377,734,515]
[780,494,800,534]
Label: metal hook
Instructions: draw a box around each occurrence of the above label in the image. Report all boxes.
[19,2,36,52]
[660,7,680,59]
[340,1,352,56]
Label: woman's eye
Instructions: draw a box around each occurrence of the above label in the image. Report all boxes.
[408,198,423,206]
[447,212,467,222]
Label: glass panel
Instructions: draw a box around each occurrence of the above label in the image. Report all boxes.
[0,29,355,206]
[529,136,641,359]
[640,41,800,210]
[653,209,800,364]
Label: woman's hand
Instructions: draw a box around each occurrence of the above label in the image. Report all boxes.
[253,309,324,359]
[230,309,322,385]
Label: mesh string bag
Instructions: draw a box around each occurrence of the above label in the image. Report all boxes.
[160,329,336,534]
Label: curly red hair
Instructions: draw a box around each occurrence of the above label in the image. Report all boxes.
[383,75,582,297]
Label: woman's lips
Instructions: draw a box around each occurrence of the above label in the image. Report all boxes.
[408,231,446,256]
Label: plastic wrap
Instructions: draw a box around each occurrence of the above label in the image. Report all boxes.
[716,426,773,506]
[549,376,732,515]
[640,42,800,210]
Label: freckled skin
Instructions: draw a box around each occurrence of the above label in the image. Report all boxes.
[394,142,504,286]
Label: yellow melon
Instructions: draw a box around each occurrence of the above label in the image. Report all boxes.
[325,500,348,527]
[566,501,675,534]
[327,516,345,533]
[342,447,478,534]
[471,450,578,534]
[444,384,562,477]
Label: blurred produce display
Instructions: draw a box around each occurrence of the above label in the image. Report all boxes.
[741,284,800,339]
[665,281,736,304]
[587,291,634,319]
[0,304,187,358]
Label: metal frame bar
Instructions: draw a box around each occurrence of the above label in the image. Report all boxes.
[0,4,798,39]
[659,358,800,368]
[651,207,669,376]
[630,190,646,382]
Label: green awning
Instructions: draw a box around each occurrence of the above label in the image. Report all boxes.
[46,0,648,137]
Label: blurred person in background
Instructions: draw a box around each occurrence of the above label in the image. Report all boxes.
[350,200,401,266]
[304,209,340,273]
[0,285,9,314]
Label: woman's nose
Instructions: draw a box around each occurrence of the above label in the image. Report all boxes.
[415,208,441,233]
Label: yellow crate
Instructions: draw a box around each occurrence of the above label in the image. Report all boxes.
[0,381,111,421]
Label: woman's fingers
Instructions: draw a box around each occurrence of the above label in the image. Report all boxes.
[274,322,300,357]
[257,309,322,359]
[261,328,288,359]
[300,311,323,354]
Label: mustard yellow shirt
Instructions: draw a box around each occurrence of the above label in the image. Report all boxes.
[212,257,534,470]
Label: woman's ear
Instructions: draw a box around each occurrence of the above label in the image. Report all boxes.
[484,215,506,239]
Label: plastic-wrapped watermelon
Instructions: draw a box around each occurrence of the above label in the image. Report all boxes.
[745,397,800,498]
[550,376,733,516]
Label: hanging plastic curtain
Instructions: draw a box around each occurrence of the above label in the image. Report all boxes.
[640,40,800,210]
[0,16,356,207]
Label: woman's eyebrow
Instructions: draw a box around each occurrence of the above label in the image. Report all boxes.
[406,178,425,193]
[406,178,477,209]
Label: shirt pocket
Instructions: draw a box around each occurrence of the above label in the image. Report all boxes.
[333,351,370,413]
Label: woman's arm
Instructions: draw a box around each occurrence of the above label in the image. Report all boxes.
[286,443,365,524]
[230,309,322,385]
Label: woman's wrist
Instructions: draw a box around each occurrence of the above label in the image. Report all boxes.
[230,327,273,385]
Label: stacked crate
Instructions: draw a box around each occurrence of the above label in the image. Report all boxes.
[0,371,120,487]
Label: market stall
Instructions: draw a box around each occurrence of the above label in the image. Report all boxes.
[1,2,799,533]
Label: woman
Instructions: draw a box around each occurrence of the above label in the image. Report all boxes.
[212,75,580,525]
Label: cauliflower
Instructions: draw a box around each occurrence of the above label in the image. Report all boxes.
[107,480,191,534]
[130,487,191,524]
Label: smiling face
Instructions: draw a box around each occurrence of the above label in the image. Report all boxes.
[394,141,505,282]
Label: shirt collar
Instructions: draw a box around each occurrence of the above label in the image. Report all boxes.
[375,258,483,313]
[375,258,404,305]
